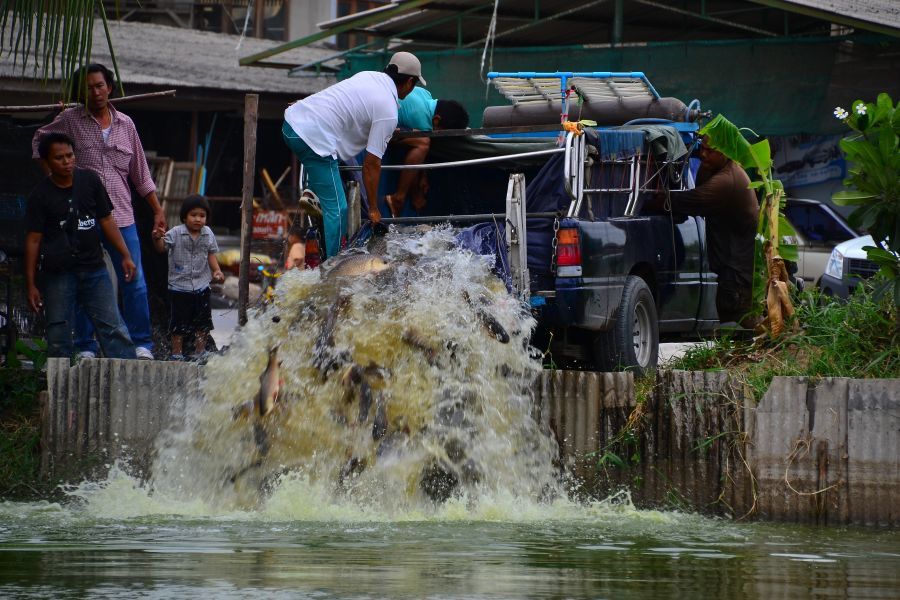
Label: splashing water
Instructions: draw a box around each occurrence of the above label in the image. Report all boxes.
[147,226,563,514]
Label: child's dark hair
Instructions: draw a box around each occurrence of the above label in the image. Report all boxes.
[435,100,469,130]
[287,225,305,239]
[180,194,211,222]
[38,132,75,159]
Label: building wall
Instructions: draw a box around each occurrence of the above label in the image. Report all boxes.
[288,0,335,43]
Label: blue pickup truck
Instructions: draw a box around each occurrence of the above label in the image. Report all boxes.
[363,72,719,374]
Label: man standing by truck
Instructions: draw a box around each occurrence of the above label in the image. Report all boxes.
[282,51,425,258]
[670,138,759,325]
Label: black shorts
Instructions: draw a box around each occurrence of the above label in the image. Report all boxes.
[169,288,213,335]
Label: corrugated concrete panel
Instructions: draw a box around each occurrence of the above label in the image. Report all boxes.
[533,370,634,487]
[847,379,900,527]
[650,370,748,514]
[43,358,201,480]
[751,377,811,523]
[751,376,898,526]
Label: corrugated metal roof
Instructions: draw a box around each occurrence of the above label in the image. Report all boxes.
[264,0,896,73]
[749,0,900,34]
[0,20,336,95]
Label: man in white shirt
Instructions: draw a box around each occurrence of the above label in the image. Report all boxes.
[282,52,425,258]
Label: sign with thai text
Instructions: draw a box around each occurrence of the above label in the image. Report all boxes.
[252,210,288,240]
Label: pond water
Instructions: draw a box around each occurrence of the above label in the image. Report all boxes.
[2,494,899,599]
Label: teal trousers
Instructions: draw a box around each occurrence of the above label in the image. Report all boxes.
[282,121,347,258]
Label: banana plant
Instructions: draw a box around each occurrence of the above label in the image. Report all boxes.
[698,114,798,337]
[0,0,123,100]
[832,93,900,307]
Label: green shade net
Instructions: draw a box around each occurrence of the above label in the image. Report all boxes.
[339,36,889,136]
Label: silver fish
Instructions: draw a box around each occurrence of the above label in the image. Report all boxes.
[232,346,282,420]
[372,396,388,441]
[401,328,439,366]
[325,254,389,280]
[313,295,351,377]
[462,291,510,344]
[256,346,282,418]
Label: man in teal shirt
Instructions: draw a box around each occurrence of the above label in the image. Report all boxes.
[386,88,469,216]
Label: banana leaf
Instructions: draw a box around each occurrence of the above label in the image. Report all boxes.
[1,1,122,100]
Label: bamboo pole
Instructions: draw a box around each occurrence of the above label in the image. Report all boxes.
[0,89,177,113]
[260,168,284,210]
[238,93,259,327]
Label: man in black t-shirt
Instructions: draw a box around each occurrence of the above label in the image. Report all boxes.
[25,133,137,359]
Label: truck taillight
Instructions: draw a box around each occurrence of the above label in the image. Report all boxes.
[556,228,582,267]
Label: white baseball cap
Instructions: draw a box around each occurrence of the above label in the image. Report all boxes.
[388,51,426,86]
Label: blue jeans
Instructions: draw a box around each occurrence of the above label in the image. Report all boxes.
[282,121,347,258]
[75,223,153,353]
[42,267,136,359]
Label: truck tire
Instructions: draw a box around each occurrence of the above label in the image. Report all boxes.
[593,275,659,376]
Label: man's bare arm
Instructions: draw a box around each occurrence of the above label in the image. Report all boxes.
[99,215,136,282]
[362,151,383,224]
[24,232,43,312]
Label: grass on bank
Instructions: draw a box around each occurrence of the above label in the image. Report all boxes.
[0,366,53,500]
[671,284,900,400]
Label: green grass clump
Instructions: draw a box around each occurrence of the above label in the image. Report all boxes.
[672,285,900,400]
[0,368,48,500]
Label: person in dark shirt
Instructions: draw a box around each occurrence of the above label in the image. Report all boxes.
[24,133,137,359]
[670,137,760,324]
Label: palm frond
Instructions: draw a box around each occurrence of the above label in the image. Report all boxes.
[1,0,122,101]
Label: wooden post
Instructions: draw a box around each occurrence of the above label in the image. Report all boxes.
[238,94,259,326]
[254,0,265,38]
[189,110,199,163]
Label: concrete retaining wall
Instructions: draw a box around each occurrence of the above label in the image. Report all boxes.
[748,377,900,526]
[534,369,752,516]
[41,357,200,480]
[41,359,900,525]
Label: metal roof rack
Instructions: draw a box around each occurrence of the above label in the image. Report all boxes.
[487,71,661,123]
[488,71,660,104]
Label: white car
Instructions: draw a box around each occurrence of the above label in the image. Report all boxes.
[819,235,880,298]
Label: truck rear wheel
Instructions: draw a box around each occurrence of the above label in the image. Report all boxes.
[593,275,659,376]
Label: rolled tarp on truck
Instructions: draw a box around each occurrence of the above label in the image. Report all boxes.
[483,96,691,128]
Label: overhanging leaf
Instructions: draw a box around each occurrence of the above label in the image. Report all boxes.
[832,190,877,205]
[698,114,755,172]
[748,139,773,174]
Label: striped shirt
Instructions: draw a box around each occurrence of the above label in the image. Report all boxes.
[163,225,220,292]
[32,105,156,228]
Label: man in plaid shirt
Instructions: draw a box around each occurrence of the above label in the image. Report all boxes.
[32,63,165,360]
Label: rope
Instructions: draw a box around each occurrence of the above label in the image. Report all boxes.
[236,0,254,52]
[480,0,501,96]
